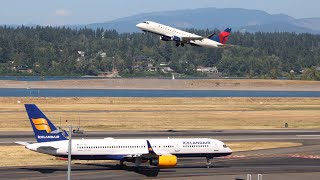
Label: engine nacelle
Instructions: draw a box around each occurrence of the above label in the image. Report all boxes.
[150,155,177,168]
[171,36,182,42]
[160,36,171,41]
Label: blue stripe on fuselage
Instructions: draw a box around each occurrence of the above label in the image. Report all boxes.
[59,155,126,160]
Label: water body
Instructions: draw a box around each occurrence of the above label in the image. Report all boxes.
[0,88,319,97]
[0,76,288,81]
[0,76,101,81]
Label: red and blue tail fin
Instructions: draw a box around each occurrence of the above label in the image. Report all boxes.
[211,28,232,44]
[25,104,68,143]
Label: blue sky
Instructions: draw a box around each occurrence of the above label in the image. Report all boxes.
[0,0,318,25]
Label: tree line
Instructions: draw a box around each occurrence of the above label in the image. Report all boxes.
[0,25,320,79]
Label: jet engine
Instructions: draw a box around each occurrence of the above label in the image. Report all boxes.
[149,155,177,168]
[171,36,182,42]
[160,36,171,41]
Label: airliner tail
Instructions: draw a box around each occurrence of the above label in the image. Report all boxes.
[25,104,68,143]
[211,28,232,44]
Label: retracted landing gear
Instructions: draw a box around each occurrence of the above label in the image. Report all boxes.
[206,157,212,168]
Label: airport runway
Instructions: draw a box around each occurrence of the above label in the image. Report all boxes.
[1,129,320,145]
[1,152,320,180]
[1,130,320,179]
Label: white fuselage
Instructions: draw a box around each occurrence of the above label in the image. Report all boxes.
[136,21,223,48]
[26,138,232,160]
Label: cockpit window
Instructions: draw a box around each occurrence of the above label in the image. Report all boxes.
[143,21,149,24]
[223,144,228,148]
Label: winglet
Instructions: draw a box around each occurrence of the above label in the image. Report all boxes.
[147,140,155,154]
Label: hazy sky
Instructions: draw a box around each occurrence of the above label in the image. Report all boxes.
[0,0,318,25]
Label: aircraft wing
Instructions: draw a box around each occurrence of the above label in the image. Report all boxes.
[123,140,172,160]
[182,36,204,41]
[161,33,204,42]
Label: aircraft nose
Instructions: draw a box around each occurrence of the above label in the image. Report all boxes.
[136,23,143,29]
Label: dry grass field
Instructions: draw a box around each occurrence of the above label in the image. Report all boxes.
[0,96,312,167]
[0,142,301,167]
[0,97,319,131]
[1,78,320,91]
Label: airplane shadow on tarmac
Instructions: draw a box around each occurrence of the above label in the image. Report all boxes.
[19,164,229,177]
[19,166,112,174]
[19,164,161,177]
[85,163,161,177]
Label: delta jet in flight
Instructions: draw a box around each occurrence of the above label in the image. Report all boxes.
[16,104,232,169]
[136,21,232,48]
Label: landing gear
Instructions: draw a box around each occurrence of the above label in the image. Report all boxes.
[116,159,127,169]
[206,157,212,168]
[135,157,142,167]
[175,43,185,47]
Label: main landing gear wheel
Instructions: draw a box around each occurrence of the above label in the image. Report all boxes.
[181,43,185,47]
[116,160,127,169]
[176,43,180,47]
[206,157,212,168]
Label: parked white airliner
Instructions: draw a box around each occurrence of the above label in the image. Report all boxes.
[136,21,232,48]
[16,104,232,169]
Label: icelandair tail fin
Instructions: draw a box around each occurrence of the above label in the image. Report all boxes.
[25,104,68,143]
[211,28,232,44]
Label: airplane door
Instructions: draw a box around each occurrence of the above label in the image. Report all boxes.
[175,141,181,153]
[213,142,219,152]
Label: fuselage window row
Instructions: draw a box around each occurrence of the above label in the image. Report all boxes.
[77,145,152,149]
[77,144,208,149]
[182,145,209,148]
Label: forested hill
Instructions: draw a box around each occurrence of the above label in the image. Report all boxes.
[0,26,320,79]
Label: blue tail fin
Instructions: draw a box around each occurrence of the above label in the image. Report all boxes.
[25,104,68,143]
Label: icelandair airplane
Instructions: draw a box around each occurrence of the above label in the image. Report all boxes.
[136,21,232,48]
[16,104,232,169]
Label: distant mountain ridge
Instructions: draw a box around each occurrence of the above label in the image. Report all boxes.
[77,8,320,34]
[2,8,320,34]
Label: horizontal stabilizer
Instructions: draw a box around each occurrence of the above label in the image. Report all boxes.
[207,32,216,39]
[15,141,30,146]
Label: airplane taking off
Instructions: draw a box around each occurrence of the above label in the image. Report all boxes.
[16,104,232,169]
[136,21,232,48]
